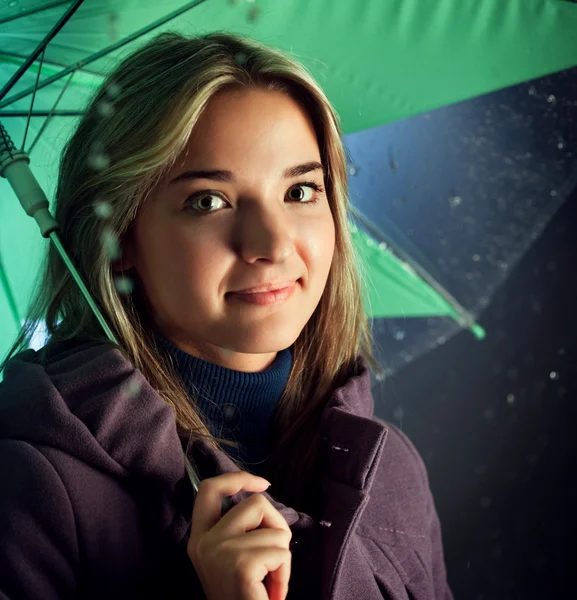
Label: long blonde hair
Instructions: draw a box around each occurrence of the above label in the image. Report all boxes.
[1,31,382,514]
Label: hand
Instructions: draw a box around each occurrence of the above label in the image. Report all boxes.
[187,471,292,600]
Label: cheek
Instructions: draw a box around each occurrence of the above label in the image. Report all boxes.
[300,214,336,279]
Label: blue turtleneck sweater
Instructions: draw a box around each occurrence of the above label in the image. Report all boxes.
[154,333,293,474]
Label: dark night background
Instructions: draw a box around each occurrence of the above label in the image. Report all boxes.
[374,183,576,598]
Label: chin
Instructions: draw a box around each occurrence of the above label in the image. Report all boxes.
[222,328,300,354]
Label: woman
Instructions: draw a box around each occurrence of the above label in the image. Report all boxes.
[0,31,452,600]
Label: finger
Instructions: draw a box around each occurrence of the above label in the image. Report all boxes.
[190,472,270,539]
[214,492,292,539]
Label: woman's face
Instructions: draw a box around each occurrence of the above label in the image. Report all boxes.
[121,87,335,372]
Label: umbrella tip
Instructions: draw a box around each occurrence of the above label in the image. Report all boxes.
[470,323,486,340]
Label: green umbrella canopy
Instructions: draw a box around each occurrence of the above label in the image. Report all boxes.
[1,0,576,363]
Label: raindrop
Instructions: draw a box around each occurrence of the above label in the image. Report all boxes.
[88,141,110,171]
[550,190,557,197]
[549,371,560,380]
[124,378,142,399]
[100,228,121,262]
[114,275,134,295]
[96,101,114,118]
[506,393,515,405]
[93,201,113,219]
[105,81,121,98]
[88,152,110,171]
[349,165,358,176]
[497,261,508,270]
[484,408,495,420]
[234,52,247,66]
[480,496,492,509]
[547,94,556,104]
[528,86,536,96]
[375,372,385,382]
[472,254,481,262]
[378,241,388,251]
[436,336,447,345]
[558,141,565,150]
[393,330,406,341]
[525,152,532,159]
[8,1,16,7]
[223,404,236,420]
[449,195,462,207]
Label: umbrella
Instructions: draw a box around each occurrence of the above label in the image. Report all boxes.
[2,0,577,380]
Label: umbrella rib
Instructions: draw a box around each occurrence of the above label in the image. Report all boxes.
[0,0,209,111]
[0,0,73,27]
[21,48,46,153]
[0,50,106,78]
[26,71,76,156]
[0,111,84,118]
[350,206,478,331]
[0,0,85,105]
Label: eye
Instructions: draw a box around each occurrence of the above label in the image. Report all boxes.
[184,192,227,213]
[286,182,323,204]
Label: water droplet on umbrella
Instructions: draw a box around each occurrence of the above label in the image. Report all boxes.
[375,372,385,382]
[558,141,565,150]
[93,201,113,219]
[436,336,447,345]
[506,393,515,405]
[378,241,388,250]
[100,228,121,261]
[497,261,508,270]
[114,275,134,295]
[8,1,17,7]
[393,330,406,341]
[549,371,560,380]
[547,94,556,104]
[528,86,536,96]
[349,165,357,176]
[449,195,462,207]
[96,101,114,118]
[472,254,481,262]
[550,190,557,197]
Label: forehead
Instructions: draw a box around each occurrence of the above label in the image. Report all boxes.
[171,88,321,175]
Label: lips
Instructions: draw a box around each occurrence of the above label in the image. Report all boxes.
[229,281,296,294]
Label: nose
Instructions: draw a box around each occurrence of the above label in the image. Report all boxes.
[234,202,296,264]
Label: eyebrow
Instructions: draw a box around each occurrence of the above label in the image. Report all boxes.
[169,161,325,186]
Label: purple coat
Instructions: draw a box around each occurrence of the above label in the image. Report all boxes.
[0,339,453,600]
